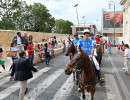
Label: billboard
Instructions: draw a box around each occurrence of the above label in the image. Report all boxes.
[103,12,123,28]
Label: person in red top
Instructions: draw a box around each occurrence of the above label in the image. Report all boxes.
[95,35,101,45]
[27,42,34,65]
[63,40,66,53]
[118,43,120,51]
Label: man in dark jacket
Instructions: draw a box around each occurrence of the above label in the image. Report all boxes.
[12,32,24,51]
[23,32,29,51]
[10,51,38,100]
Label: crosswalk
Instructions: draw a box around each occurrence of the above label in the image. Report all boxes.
[0,54,123,100]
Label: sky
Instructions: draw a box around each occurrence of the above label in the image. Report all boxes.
[23,0,123,31]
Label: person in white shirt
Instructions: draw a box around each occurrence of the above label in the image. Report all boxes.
[57,41,62,48]
[122,44,130,74]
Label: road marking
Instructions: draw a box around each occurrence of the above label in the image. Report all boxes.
[0,67,51,99]
[105,74,122,100]
[0,66,40,87]
[24,69,64,100]
[52,74,74,100]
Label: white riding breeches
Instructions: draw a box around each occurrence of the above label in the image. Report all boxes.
[89,56,100,70]
[94,48,97,56]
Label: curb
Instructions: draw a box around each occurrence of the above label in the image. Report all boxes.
[107,51,130,100]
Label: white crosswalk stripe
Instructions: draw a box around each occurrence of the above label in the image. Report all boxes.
[0,66,39,87]
[52,74,74,100]
[24,69,64,100]
[0,67,51,99]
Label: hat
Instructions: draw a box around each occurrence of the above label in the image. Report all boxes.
[90,33,94,36]
[74,32,78,36]
[83,29,90,34]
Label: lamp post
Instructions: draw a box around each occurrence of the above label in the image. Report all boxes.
[108,1,115,46]
[82,16,85,30]
[74,4,80,33]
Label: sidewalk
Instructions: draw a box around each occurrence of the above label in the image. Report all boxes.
[107,47,130,100]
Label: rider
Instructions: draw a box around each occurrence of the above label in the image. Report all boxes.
[90,33,97,57]
[72,32,80,80]
[95,34,101,46]
[78,29,105,86]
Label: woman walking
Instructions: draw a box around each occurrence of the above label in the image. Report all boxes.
[44,43,51,65]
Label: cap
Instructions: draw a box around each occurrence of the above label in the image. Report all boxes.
[83,29,90,34]
[90,33,94,36]
[74,32,78,36]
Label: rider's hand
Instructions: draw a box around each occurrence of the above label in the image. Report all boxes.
[90,55,93,59]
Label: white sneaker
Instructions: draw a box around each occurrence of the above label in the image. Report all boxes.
[122,67,126,70]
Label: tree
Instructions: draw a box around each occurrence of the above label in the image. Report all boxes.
[21,3,55,32]
[54,19,73,34]
[0,0,25,29]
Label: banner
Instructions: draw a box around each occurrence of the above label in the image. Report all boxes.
[103,12,123,28]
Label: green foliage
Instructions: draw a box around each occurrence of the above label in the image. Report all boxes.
[0,0,73,33]
[54,19,73,34]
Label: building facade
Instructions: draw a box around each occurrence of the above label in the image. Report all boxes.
[120,0,130,45]
[101,10,123,45]
[71,23,97,35]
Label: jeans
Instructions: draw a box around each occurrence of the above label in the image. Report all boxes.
[109,47,111,54]
[10,57,18,70]
[105,45,107,49]
[45,52,50,65]
[63,45,66,53]
[28,55,34,65]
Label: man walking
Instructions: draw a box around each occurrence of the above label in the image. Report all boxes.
[10,51,38,100]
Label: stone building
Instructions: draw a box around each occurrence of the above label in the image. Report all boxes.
[120,0,130,45]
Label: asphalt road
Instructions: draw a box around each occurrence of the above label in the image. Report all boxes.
[0,51,124,100]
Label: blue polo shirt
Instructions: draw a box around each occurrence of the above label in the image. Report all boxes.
[73,38,80,49]
[78,38,94,55]
[91,38,96,49]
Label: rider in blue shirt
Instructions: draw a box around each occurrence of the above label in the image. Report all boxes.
[78,29,105,86]
[90,33,97,56]
[73,33,80,50]
[72,32,80,80]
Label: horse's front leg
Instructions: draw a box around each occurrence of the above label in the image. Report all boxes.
[90,86,96,100]
[82,92,85,100]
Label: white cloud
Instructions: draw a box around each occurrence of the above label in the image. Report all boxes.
[23,0,123,31]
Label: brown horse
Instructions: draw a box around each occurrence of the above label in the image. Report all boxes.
[96,45,103,66]
[65,48,96,100]
[65,39,76,59]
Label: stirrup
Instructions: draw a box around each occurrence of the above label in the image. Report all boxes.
[99,78,105,86]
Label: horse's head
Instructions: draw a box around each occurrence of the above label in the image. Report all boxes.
[65,48,90,75]
[65,39,76,56]
[97,45,102,51]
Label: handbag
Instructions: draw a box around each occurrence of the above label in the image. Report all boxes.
[6,51,17,57]
[0,59,5,65]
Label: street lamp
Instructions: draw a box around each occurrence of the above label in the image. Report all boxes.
[108,1,115,46]
[82,16,85,29]
[74,4,80,34]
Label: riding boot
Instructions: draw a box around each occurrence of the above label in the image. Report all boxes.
[97,70,105,86]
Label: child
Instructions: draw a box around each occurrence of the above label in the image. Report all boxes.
[44,43,51,65]
[122,44,130,74]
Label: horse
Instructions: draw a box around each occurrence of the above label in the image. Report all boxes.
[65,48,96,100]
[65,39,77,60]
[65,39,80,85]
[96,44,103,66]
